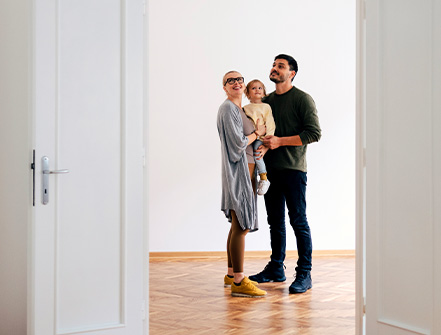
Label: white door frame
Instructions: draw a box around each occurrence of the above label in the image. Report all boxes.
[355,0,366,333]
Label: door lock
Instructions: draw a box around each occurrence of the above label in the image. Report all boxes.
[42,156,69,205]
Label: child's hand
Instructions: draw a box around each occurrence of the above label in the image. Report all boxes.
[255,118,266,136]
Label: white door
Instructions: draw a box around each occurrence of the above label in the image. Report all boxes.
[364,0,441,334]
[31,1,145,334]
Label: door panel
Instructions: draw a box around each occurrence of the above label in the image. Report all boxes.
[364,0,440,334]
[32,1,144,334]
[57,0,123,331]
[377,0,432,326]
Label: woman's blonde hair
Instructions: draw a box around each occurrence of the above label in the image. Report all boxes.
[244,79,267,98]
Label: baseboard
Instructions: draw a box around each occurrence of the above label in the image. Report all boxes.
[149,250,355,259]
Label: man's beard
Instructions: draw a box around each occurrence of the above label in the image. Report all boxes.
[270,72,289,83]
[270,76,282,83]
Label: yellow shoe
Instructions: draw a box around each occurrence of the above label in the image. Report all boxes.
[231,277,267,298]
[224,275,258,287]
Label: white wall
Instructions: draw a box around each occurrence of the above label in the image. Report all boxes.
[0,1,32,334]
[148,0,355,252]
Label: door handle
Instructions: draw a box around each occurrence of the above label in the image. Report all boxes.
[43,169,69,174]
[41,156,69,205]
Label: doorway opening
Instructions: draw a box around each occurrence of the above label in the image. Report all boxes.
[148,0,362,333]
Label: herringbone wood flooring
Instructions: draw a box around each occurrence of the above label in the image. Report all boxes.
[150,254,355,335]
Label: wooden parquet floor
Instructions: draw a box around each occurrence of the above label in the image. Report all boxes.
[150,255,355,335]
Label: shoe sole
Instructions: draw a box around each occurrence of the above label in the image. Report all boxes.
[225,282,259,287]
[231,292,266,298]
[289,285,312,294]
[251,277,286,283]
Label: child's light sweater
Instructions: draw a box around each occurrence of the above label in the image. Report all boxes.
[243,102,276,137]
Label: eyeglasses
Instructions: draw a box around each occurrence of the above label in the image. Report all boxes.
[224,77,244,86]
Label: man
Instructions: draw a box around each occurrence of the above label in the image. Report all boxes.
[249,54,321,294]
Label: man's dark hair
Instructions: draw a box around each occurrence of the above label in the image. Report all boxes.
[274,54,298,73]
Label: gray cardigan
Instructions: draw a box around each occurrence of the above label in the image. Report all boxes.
[217,99,258,232]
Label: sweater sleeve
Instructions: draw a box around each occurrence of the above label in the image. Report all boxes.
[263,104,276,136]
[298,94,321,144]
[218,103,248,163]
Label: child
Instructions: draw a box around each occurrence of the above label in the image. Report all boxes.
[243,79,276,195]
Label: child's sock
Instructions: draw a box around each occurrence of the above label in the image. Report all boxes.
[259,173,268,181]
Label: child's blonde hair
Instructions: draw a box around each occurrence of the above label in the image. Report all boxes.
[245,79,267,99]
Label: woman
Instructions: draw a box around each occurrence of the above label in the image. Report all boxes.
[217,71,267,298]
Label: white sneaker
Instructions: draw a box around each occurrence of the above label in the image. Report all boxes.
[257,179,270,195]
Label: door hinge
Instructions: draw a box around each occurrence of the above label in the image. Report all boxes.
[31,149,36,206]
[142,147,146,167]
[363,297,366,314]
[143,1,146,15]
[141,300,146,320]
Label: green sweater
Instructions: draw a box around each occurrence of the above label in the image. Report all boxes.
[263,86,321,172]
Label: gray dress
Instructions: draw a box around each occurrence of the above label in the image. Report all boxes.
[217,99,258,232]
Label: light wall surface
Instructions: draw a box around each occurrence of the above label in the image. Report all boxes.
[0,1,32,334]
[148,0,355,252]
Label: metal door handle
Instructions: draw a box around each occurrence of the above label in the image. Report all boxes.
[41,156,69,205]
[43,169,70,174]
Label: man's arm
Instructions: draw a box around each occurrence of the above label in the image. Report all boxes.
[255,134,302,160]
[262,134,303,150]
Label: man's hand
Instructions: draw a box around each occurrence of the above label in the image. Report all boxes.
[255,144,269,160]
[262,135,282,150]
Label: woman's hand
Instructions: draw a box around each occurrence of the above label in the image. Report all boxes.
[255,118,266,136]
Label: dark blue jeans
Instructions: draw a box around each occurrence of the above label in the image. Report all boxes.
[264,169,312,272]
